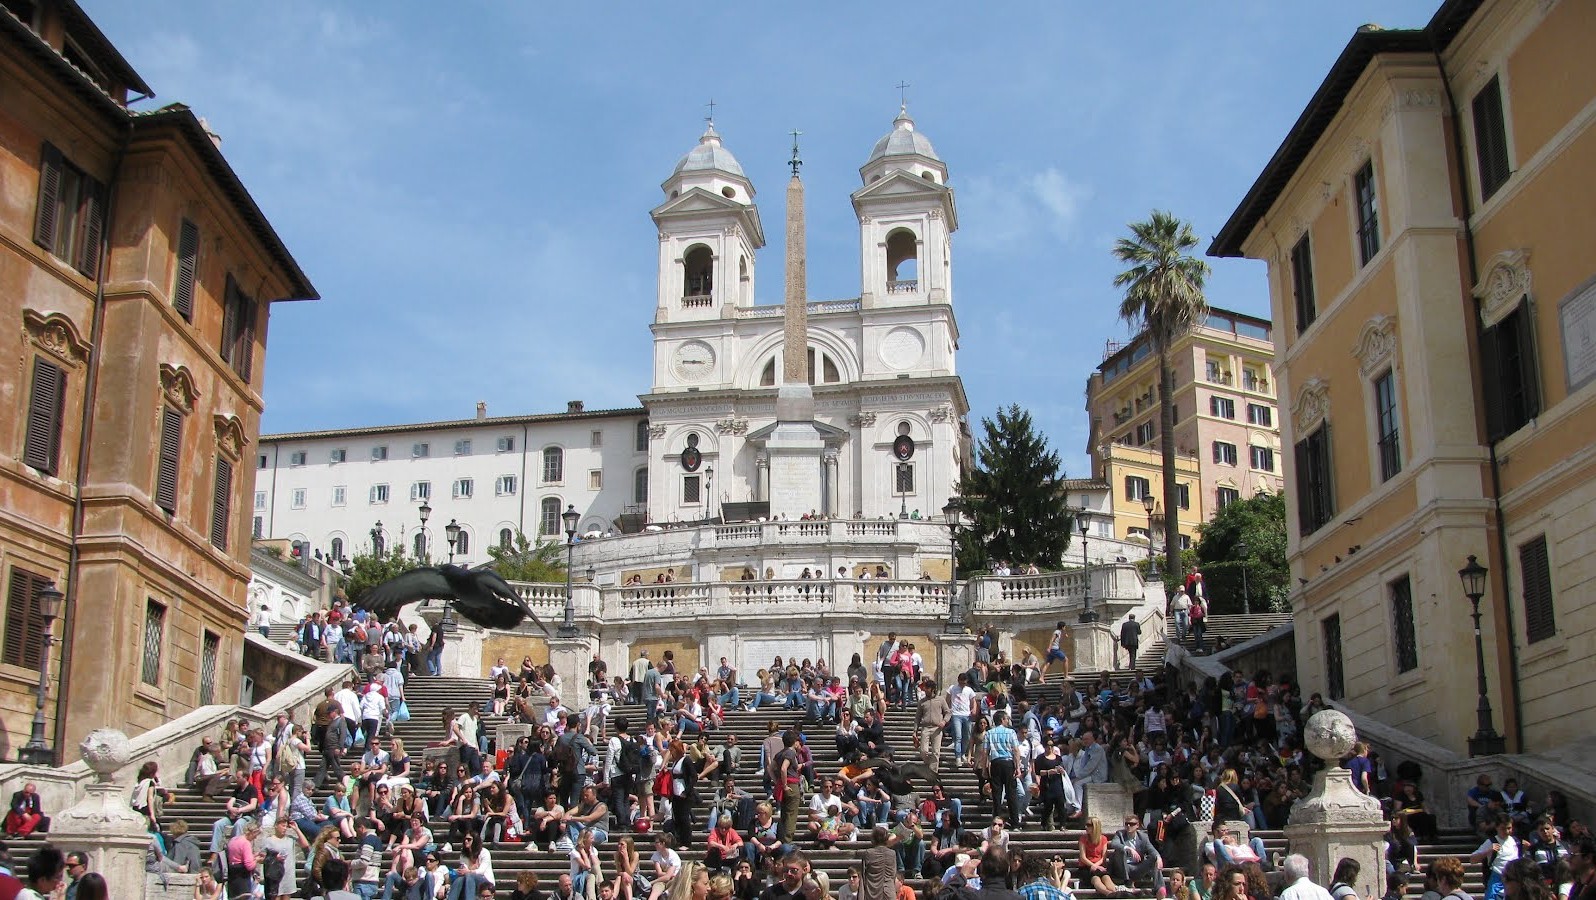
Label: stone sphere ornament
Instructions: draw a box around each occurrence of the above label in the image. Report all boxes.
[79,728,133,780]
[1303,709,1358,764]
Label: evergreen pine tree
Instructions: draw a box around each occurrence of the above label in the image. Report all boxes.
[957,404,1074,571]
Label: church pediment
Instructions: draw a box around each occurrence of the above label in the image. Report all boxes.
[746,419,850,443]
[850,169,951,202]
[651,187,766,245]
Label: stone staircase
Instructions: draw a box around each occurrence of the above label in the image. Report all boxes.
[1165,613,1294,656]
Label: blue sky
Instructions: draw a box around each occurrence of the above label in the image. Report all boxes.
[89,1,1439,475]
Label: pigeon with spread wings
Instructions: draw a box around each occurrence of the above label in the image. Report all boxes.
[357,565,548,633]
[856,756,940,795]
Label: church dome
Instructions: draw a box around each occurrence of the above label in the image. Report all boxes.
[674,124,746,178]
[866,106,941,164]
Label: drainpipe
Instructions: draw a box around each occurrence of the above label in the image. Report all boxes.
[1432,39,1525,752]
[54,124,132,762]
[519,423,530,535]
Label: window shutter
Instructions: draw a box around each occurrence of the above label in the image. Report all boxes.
[3,570,46,670]
[1294,438,1313,535]
[33,144,63,251]
[210,456,233,551]
[236,295,255,382]
[156,408,183,513]
[1514,305,1540,422]
[173,219,199,321]
[1480,320,1507,441]
[220,275,239,363]
[23,357,67,474]
[74,176,106,277]
[1519,536,1556,643]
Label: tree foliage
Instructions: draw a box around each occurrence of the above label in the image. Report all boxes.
[485,531,568,583]
[343,545,423,606]
[956,404,1074,573]
[1193,491,1290,613]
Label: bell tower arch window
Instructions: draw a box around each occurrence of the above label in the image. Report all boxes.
[683,244,713,299]
[886,228,918,292]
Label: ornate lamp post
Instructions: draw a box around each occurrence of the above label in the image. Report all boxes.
[1141,494,1158,578]
[17,580,65,765]
[1459,555,1507,756]
[559,504,581,637]
[417,502,433,562]
[445,519,462,565]
[1236,539,1251,615]
[898,463,911,520]
[1077,511,1097,623]
[941,497,968,632]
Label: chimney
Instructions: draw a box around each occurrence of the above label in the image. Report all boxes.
[475,401,487,420]
[567,400,585,414]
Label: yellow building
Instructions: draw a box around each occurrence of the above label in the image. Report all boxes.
[1210,0,1595,755]
[1085,307,1285,548]
[1,1,314,762]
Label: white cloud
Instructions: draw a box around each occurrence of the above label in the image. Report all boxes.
[958,166,1092,252]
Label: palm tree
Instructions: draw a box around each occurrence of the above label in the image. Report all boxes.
[1113,211,1211,581]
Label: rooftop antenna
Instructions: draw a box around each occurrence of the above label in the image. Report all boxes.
[895,80,911,109]
[788,129,803,177]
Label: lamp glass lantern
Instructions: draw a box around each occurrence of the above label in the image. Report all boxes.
[1459,555,1487,601]
[562,504,581,537]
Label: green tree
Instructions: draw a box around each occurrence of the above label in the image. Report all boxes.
[343,545,422,606]
[1113,210,1211,581]
[1193,491,1289,613]
[485,531,568,583]
[956,404,1074,572]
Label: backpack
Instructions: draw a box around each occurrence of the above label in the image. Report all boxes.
[618,736,645,777]
[548,737,577,774]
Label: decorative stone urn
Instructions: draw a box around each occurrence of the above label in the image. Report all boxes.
[1284,710,1386,887]
[48,730,152,900]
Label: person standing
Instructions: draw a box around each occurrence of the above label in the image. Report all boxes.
[984,712,1021,827]
[1171,587,1192,645]
[318,707,351,791]
[1118,615,1143,669]
[773,732,803,844]
[946,675,977,768]
[856,828,901,900]
[916,680,951,772]
[630,653,651,706]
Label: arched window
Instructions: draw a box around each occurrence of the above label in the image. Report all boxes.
[822,355,840,384]
[499,528,513,550]
[542,447,563,484]
[635,421,650,452]
[456,531,470,556]
[683,245,713,297]
[634,468,649,504]
[413,532,426,559]
[886,229,918,290]
[540,497,561,536]
[329,537,344,562]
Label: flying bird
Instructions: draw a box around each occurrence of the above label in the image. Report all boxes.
[856,756,941,795]
[357,565,547,633]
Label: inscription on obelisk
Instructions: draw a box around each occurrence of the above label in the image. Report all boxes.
[767,132,825,516]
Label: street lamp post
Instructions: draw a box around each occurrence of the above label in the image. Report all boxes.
[1236,539,1251,615]
[1077,511,1097,623]
[445,519,462,565]
[897,463,910,521]
[1459,555,1507,757]
[1140,494,1158,578]
[559,504,581,637]
[941,498,968,632]
[705,465,715,523]
[17,580,65,765]
[417,502,433,563]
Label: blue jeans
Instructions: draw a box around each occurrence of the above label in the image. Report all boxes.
[567,822,608,845]
[447,874,488,900]
[209,815,252,853]
[898,841,925,876]
[807,698,835,720]
[948,716,972,760]
[677,717,702,735]
[427,647,443,676]
[1174,609,1189,642]
[355,883,378,900]
[747,692,778,711]
[784,690,804,709]
[719,687,740,707]
[857,798,889,828]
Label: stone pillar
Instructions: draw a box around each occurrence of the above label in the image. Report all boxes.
[1284,711,1387,891]
[823,451,839,517]
[1070,622,1117,672]
[441,621,484,678]
[755,454,769,502]
[49,730,152,900]
[547,634,599,705]
[933,632,975,687]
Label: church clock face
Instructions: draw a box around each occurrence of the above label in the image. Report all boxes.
[672,340,716,383]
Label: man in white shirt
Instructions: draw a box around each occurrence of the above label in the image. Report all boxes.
[946,674,977,767]
[1171,589,1192,645]
[334,681,361,725]
[1278,855,1334,900]
[1046,621,1069,676]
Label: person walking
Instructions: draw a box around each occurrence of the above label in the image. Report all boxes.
[1118,615,1143,669]
[984,711,1021,827]
[318,707,351,791]
[915,680,951,773]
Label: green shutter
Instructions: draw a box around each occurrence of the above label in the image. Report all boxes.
[156,408,183,514]
[173,219,199,321]
[33,144,63,251]
[23,357,66,474]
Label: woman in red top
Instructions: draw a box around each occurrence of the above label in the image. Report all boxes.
[1076,816,1121,896]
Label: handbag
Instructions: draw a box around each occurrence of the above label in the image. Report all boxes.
[394,701,411,723]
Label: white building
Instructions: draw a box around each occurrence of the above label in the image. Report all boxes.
[255,108,970,562]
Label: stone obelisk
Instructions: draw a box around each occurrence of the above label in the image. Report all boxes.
[766,134,825,517]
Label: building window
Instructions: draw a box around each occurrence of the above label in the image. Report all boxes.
[591,430,603,449]
[3,567,52,669]
[410,481,430,502]
[252,516,263,538]
[210,457,233,551]
[636,422,650,452]
[156,407,183,515]
[1209,396,1235,419]
[141,599,166,686]
[543,447,564,484]
[258,454,268,470]
[371,484,390,504]
[330,447,347,464]
[330,537,344,561]
[540,497,561,536]
[454,439,471,456]
[289,451,307,467]
[497,436,515,452]
[413,532,426,558]
[1206,360,1229,384]
[683,244,713,297]
[495,475,517,496]
[1176,482,1190,510]
[254,491,267,510]
[1481,301,1540,440]
[1520,535,1556,644]
[1472,75,1511,201]
[173,219,199,322]
[33,142,106,276]
[634,468,649,504]
[1354,160,1380,265]
[411,442,429,459]
[453,478,473,499]
[1323,613,1345,700]
[219,276,255,382]
[371,445,388,461]
[1243,368,1269,393]
[683,474,702,504]
[1124,476,1150,502]
[893,462,915,494]
[1134,421,1154,446]
[22,357,67,476]
[1294,424,1335,536]
[1249,445,1275,472]
[1291,234,1316,333]
[1213,441,1237,466]
[1217,486,1240,510]
[1179,533,1192,550]
[456,531,470,556]
[332,486,346,507]
[1374,369,1402,481]
[498,528,513,550]
[1390,575,1418,673]
[1247,403,1273,427]
[199,631,220,705]
[589,470,603,491]
[291,488,307,509]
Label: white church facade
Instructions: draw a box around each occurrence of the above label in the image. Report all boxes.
[255,108,970,561]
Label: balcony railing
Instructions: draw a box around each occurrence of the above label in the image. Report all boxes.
[681,294,713,308]
[887,279,919,294]
[1206,370,1233,386]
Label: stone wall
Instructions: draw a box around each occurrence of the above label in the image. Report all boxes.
[242,634,318,701]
